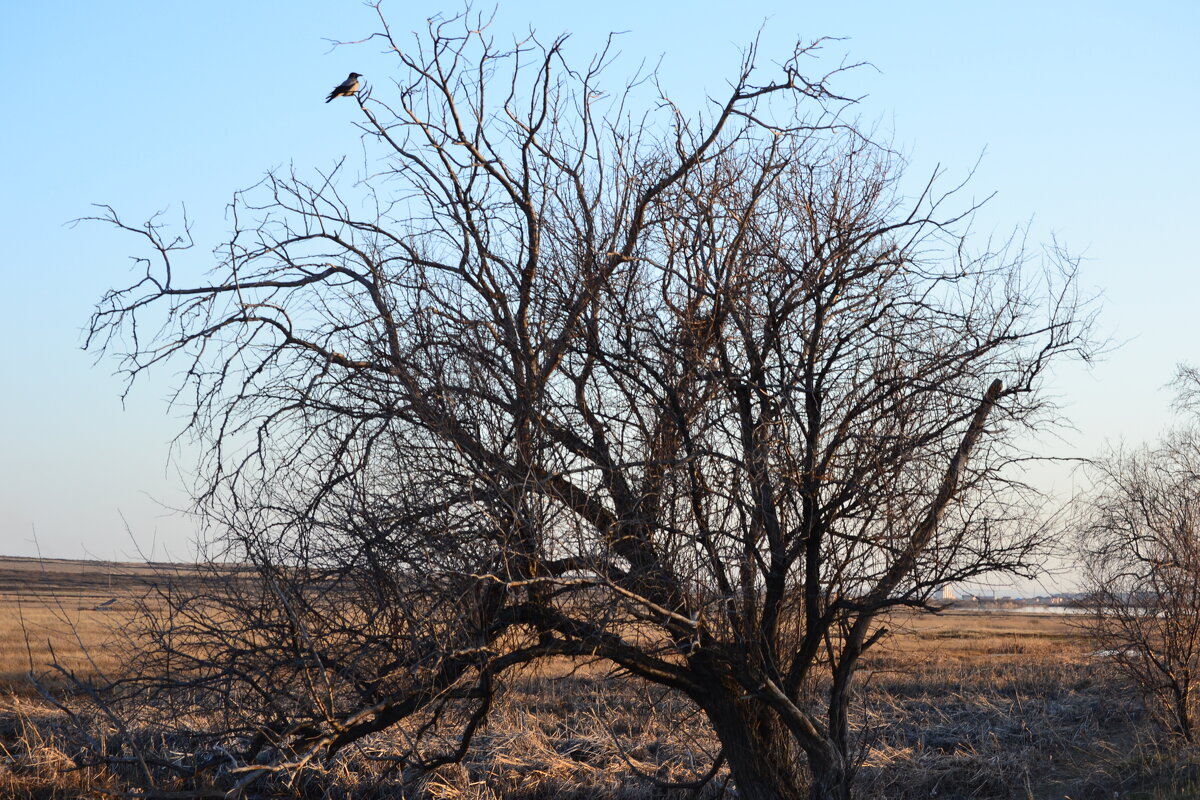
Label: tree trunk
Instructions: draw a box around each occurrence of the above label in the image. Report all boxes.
[710,710,804,799]
[1171,681,1194,743]
[702,686,853,800]
[807,755,852,800]
[701,689,851,800]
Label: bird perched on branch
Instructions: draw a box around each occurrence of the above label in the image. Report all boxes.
[326,72,362,103]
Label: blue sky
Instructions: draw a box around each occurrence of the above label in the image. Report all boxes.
[1,1,1197,574]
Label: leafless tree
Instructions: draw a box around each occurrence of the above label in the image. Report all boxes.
[85,9,1092,799]
[1077,380,1200,744]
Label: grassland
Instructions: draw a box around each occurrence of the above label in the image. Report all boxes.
[1,557,1197,799]
[0,557,220,696]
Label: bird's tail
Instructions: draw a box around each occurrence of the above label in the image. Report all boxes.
[325,94,335,103]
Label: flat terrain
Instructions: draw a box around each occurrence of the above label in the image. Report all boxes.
[0,556,1084,687]
[0,557,1195,799]
[0,557,219,694]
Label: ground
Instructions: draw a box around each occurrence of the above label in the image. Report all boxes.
[1,557,1197,799]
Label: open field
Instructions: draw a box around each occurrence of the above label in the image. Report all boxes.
[1,557,1198,799]
[0,557,224,696]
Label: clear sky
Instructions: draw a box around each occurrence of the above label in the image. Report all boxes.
[1,2,1197,578]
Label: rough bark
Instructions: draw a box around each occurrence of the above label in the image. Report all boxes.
[703,690,809,800]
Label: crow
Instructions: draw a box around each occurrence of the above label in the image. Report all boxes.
[326,72,363,103]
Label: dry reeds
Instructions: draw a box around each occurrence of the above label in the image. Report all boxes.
[5,565,1200,799]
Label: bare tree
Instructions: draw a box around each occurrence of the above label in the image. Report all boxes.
[85,10,1092,799]
[1077,392,1200,744]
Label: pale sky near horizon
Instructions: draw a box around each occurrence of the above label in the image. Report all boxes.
[1,2,1197,594]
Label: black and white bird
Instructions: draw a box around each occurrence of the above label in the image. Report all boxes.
[325,72,362,103]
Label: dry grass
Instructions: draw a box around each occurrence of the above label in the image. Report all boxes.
[0,558,152,696]
[0,557,240,696]
[2,558,1199,799]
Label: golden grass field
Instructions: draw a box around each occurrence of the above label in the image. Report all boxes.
[1,557,1197,799]
[0,557,210,696]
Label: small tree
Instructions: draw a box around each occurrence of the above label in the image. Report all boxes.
[86,9,1092,799]
[1078,406,1200,742]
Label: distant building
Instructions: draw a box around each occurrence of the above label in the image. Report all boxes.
[937,584,956,601]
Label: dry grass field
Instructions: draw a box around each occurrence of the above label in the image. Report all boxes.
[0,557,217,696]
[1,557,1198,799]
[0,558,144,695]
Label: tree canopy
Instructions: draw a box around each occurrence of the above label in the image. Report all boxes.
[87,11,1094,799]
